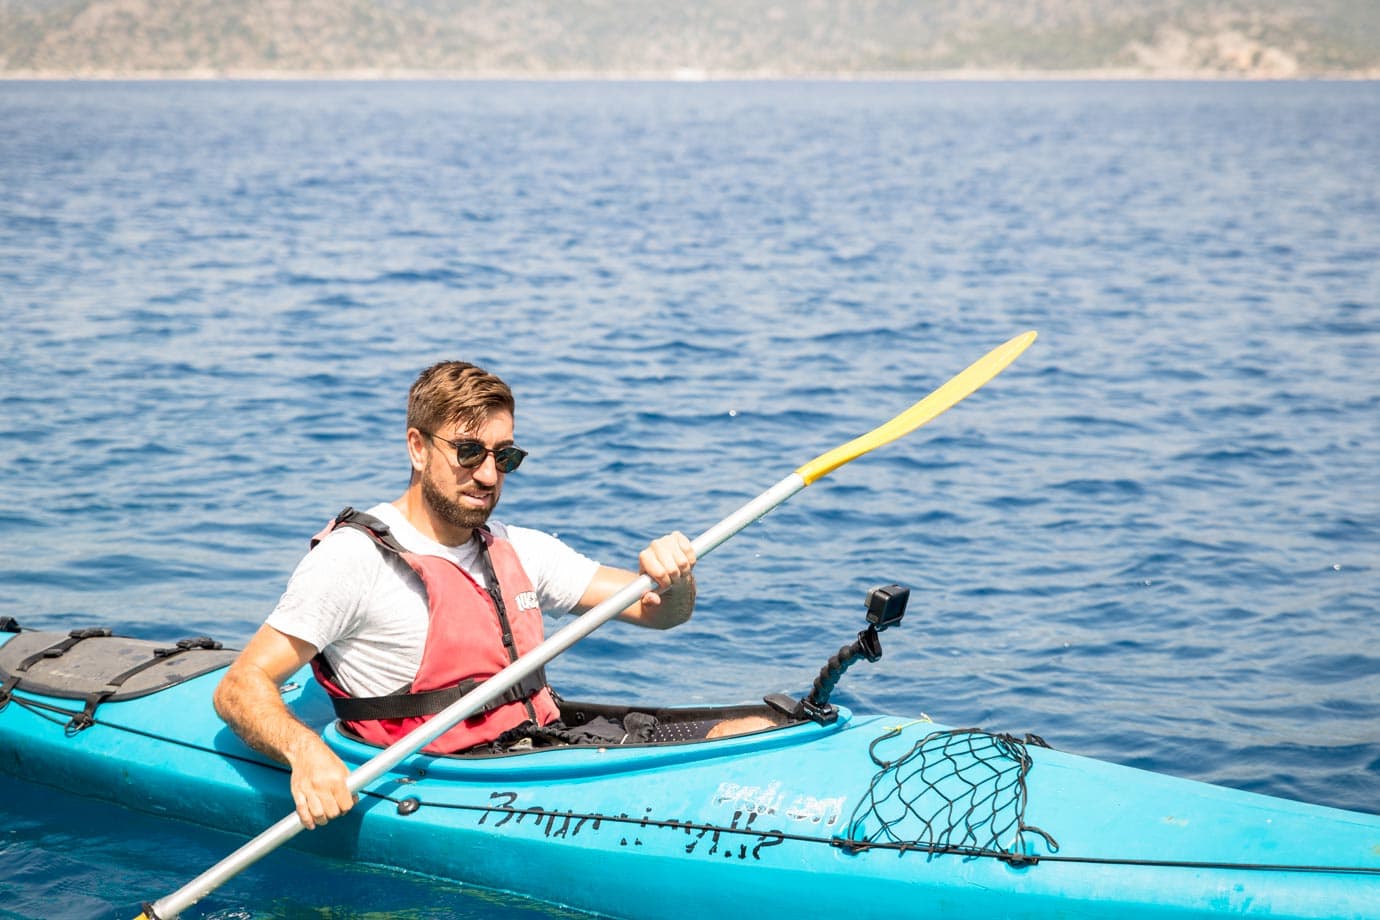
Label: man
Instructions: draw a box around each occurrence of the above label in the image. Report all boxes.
[214,361,697,830]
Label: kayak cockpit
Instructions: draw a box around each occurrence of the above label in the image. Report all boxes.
[320,585,912,780]
[323,698,854,780]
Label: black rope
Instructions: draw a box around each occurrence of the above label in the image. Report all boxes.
[67,636,224,734]
[3,694,291,778]
[370,790,1380,876]
[0,627,112,711]
[5,698,1379,878]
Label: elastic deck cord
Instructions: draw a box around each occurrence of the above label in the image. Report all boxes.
[378,792,1380,877]
[8,697,1380,879]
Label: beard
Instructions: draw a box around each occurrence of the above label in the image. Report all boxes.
[420,465,497,533]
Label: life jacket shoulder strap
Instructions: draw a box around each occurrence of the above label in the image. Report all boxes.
[313,507,499,559]
[311,506,410,555]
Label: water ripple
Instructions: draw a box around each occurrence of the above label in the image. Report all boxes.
[2,78,1378,916]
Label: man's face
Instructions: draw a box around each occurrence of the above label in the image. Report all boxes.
[419,410,515,535]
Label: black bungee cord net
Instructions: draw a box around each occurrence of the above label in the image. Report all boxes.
[839,724,1059,865]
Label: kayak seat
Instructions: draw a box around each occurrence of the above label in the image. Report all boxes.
[559,699,797,745]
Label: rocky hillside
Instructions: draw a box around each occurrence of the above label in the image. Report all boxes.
[2,0,1377,77]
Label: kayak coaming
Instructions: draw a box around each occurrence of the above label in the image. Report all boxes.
[1,629,1378,919]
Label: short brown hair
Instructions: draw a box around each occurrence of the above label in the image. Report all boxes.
[407,361,515,435]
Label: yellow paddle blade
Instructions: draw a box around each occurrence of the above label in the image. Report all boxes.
[794,330,1037,485]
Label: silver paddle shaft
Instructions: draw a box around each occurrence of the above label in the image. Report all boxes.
[145,472,805,919]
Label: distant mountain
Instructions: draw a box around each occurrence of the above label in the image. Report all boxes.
[2,0,1377,77]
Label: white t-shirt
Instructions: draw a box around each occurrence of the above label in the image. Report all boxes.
[266,503,601,697]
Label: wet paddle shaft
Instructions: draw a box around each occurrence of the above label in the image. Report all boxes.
[139,330,1037,919]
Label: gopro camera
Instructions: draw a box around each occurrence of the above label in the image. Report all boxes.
[865,584,909,631]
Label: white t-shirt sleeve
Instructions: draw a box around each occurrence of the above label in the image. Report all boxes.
[264,528,381,652]
[498,523,601,616]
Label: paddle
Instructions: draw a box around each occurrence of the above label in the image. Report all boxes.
[137,329,1037,920]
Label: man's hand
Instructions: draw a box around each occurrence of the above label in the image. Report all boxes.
[636,531,697,629]
[285,734,358,829]
[638,530,696,590]
[578,531,698,629]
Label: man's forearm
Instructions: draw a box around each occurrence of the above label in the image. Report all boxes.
[214,658,358,828]
[213,663,323,766]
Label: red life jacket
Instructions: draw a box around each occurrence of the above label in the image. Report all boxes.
[309,507,561,754]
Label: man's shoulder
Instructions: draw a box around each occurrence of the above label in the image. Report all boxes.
[309,517,390,565]
[492,521,560,553]
[499,523,598,576]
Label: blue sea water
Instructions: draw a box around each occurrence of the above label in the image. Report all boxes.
[1,78,1378,918]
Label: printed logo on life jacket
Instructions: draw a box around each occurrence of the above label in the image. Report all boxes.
[515,590,540,611]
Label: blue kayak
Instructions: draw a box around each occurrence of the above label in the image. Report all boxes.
[0,620,1377,919]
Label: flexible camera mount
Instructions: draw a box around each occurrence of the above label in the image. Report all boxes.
[766,583,909,725]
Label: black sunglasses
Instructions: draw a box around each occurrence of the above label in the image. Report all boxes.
[420,431,528,473]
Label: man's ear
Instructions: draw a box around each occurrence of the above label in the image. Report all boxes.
[405,428,429,474]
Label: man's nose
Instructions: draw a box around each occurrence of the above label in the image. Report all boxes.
[472,452,501,483]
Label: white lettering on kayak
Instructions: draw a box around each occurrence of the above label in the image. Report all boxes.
[714,780,783,815]
[713,781,845,829]
[784,794,845,827]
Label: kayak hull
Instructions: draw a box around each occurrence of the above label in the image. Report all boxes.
[1,628,1376,919]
